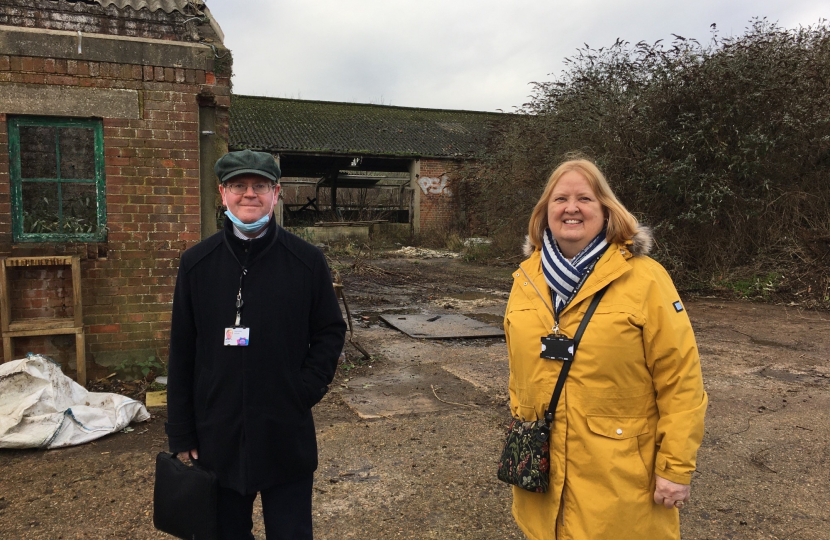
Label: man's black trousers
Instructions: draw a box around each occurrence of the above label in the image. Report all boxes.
[217,475,313,539]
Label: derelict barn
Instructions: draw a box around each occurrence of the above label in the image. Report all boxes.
[229,95,503,238]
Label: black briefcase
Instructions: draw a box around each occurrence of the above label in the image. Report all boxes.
[153,452,219,540]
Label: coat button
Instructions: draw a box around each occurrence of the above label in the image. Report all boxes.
[523,282,528,286]
[616,428,623,435]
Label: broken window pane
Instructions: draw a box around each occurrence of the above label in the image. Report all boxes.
[62,183,98,234]
[19,126,57,179]
[22,182,59,233]
[59,127,96,180]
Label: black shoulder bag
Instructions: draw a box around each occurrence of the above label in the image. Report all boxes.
[497,284,608,493]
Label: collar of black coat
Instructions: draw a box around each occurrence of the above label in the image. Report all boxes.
[223,214,280,266]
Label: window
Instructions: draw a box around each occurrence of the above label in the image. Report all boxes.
[8,117,106,242]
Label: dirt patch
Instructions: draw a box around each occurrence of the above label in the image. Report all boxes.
[1,258,828,539]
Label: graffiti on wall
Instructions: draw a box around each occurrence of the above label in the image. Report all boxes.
[418,175,451,196]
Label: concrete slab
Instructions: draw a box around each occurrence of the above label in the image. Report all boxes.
[379,313,503,339]
[339,390,442,419]
[337,369,444,418]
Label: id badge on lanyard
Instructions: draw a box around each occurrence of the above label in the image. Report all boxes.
[224,326,250,346]
[541,334,574,361]
[225,270,250,346]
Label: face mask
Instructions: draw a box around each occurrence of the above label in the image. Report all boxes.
[224,209,271,234]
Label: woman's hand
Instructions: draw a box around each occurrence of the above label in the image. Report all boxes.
[654,475,690,509]
[177,449,199,462]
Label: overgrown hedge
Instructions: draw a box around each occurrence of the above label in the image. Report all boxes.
[456,19,830,305]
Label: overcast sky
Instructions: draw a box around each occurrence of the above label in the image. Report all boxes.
[205,0,826,112]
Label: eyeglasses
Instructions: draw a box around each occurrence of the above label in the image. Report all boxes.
[223,182,275,195]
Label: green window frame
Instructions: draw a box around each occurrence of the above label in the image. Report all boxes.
[8,116,106,242]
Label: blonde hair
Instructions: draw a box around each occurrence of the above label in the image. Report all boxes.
[527,159,639,251]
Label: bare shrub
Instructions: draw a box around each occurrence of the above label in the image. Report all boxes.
[455,19,830,305]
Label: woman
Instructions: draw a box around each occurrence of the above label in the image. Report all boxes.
[504,158,707,540]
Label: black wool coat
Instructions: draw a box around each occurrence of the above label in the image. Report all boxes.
[165,218,346,494]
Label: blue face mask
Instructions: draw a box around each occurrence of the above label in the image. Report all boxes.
[224,209,271,234]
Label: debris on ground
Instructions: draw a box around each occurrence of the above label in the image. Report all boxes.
[392,246,461,259]
[0,355,149,449]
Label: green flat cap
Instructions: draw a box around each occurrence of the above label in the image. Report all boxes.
[215,149,281,183]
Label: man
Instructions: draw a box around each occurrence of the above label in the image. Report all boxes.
[166,149,346,539]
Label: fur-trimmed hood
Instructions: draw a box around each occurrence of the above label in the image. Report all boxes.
[522,226,653,258]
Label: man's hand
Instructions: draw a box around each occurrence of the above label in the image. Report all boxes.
[654,475,691,509]
[177,449,199,462]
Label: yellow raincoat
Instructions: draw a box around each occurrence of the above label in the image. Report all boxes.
[504,234,707,540]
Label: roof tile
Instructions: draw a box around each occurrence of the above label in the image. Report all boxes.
[229,95,505,158]
[94,0,196,13]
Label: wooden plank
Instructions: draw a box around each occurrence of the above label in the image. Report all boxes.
[7,318,76,333]
[0,259,9,333]
[146,391,167,407]
[75,330,86,386]
[4,256,74,267]
[71,256,83,327]
[4,327,81,338]
[2,336,11,363]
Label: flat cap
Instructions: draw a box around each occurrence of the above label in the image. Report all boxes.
[215,149,281,183]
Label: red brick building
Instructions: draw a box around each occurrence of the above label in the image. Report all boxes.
[0,1,505,382]
[0,0,230,379]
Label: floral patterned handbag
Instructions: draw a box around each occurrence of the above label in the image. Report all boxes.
[497,286,608,493]
[497,417,552,492]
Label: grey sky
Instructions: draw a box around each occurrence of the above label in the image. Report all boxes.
[206,0,826,112]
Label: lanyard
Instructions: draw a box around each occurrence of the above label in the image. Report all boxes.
[234,269,247,326]
[549,259,597,335]
[519,257,600,336]
[222,228,278,327]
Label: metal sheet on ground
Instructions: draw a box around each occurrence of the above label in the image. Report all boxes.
[379,313,503,339]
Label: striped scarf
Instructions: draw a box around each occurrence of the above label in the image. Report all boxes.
[541,228,609,314]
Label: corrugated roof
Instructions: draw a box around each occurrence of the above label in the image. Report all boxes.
[229,95,505,158]
[94,0,199,13]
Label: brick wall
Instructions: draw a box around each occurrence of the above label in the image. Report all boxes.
[0,50,230,377]
[417,158,458,232]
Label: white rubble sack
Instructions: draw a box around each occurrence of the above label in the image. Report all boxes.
[0,355,150,449]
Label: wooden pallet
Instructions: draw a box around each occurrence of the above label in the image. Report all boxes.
[0,256,86,385]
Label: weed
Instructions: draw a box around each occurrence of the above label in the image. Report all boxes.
[722,272,782,299]
[340,353,381,375]
[444,232,464,252]
[115,355,166,382]
[463,242,492,262]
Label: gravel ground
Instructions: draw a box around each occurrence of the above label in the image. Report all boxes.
[1,257,828,539]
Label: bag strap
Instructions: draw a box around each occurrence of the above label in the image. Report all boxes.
[543,285,608,426]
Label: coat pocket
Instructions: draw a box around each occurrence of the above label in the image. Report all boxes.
[585,415,651,489]
[586,415,649,439]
